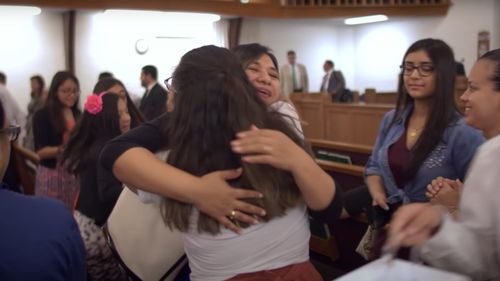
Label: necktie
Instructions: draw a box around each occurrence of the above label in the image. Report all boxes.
[292,65,298,90]
[321,74,328,93]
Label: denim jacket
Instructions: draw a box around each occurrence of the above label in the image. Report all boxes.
[365,106,485,204]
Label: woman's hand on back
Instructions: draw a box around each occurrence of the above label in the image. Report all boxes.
[193,168,267,234]
[230,125,310,173]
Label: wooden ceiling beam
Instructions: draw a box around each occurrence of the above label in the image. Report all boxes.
[0,0,450,18]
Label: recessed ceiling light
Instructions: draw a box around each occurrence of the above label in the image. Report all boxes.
[344,14,388,25]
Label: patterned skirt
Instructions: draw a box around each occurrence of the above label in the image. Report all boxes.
[35,164,79,211]
[74,210,126,281]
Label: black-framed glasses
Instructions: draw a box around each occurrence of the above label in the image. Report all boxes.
[0,125,21,142]
[400,63,435,77]
[164,77,174,92]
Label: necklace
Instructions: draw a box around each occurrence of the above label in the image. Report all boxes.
[409,128,421,137]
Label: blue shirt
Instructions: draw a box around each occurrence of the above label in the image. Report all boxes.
[0,183,86,281]
[365,106,485,204]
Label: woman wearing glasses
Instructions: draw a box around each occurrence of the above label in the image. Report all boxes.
[33,71,81,210]
[343,39,484,249]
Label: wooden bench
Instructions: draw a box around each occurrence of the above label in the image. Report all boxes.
[12,144,39,195]
[309,138,372,166]
[307,142,371,269]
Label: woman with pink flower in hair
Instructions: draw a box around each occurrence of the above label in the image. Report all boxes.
[61,91,131,280]
[33,71,81,210]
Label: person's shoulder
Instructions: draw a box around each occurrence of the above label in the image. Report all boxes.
[480,135,500,155]
[382,108,397,121]
[446,117,484,139]
[270,100,297,114]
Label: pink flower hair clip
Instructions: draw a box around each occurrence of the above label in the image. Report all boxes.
[84,91,108,115]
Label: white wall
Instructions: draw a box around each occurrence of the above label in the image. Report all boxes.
[1,1,498,111]
[0,10,65,112]
[75,10,224,102]
[240,0,499,93]
[495,0,500,49]
[240,18,346,93]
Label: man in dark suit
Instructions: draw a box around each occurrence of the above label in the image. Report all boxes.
[320,60,346,102]
[139,65,167,121]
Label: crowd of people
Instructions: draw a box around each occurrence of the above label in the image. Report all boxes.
[0,38,499,281]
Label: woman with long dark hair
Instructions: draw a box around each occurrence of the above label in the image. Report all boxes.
[101,45,339,280]
[343,39,484,230]
[92,77,144,128]
[388,48,500,281]
[33,71,81,210]
[62,92,130,280]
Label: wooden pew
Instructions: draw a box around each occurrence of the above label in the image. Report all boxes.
[12,144,39,195]
[363,88,397,104]
[307,143,371,269]
[308,138,372,166]
[290,93,393,146]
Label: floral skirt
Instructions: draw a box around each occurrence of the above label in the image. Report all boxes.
[74,210,126,281]
[35,164,79,211]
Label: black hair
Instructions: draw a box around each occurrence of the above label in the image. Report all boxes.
[479,49,500,91]
[45,71,81,134]
[232,43,279,72]
[142,65,158,80]
[392,38,459,179]
[0,72,5,84]
[62,93,122,174]
[93,78,144,128]
[98,71,114,80]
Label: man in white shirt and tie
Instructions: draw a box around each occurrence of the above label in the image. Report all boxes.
[320,60,345,102]
[280,50,309,97]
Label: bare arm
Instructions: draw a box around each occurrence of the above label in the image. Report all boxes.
[36,146,60,160]
[112,147,266,233]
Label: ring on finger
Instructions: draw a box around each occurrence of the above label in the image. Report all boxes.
[229,210,236,220]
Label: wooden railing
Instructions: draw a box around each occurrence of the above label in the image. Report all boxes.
[283,0,450,7]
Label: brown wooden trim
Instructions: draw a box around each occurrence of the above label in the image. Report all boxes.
[228,17,242,50]
[62,10,76,73]
[308,138,372,155]
[316,159,364,177]
[0,0,450,18]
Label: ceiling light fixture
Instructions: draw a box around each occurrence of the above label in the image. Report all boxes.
[0,5,41,16]
[344,14,388,25]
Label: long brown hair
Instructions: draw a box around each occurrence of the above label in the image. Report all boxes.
[161,45,305,234]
